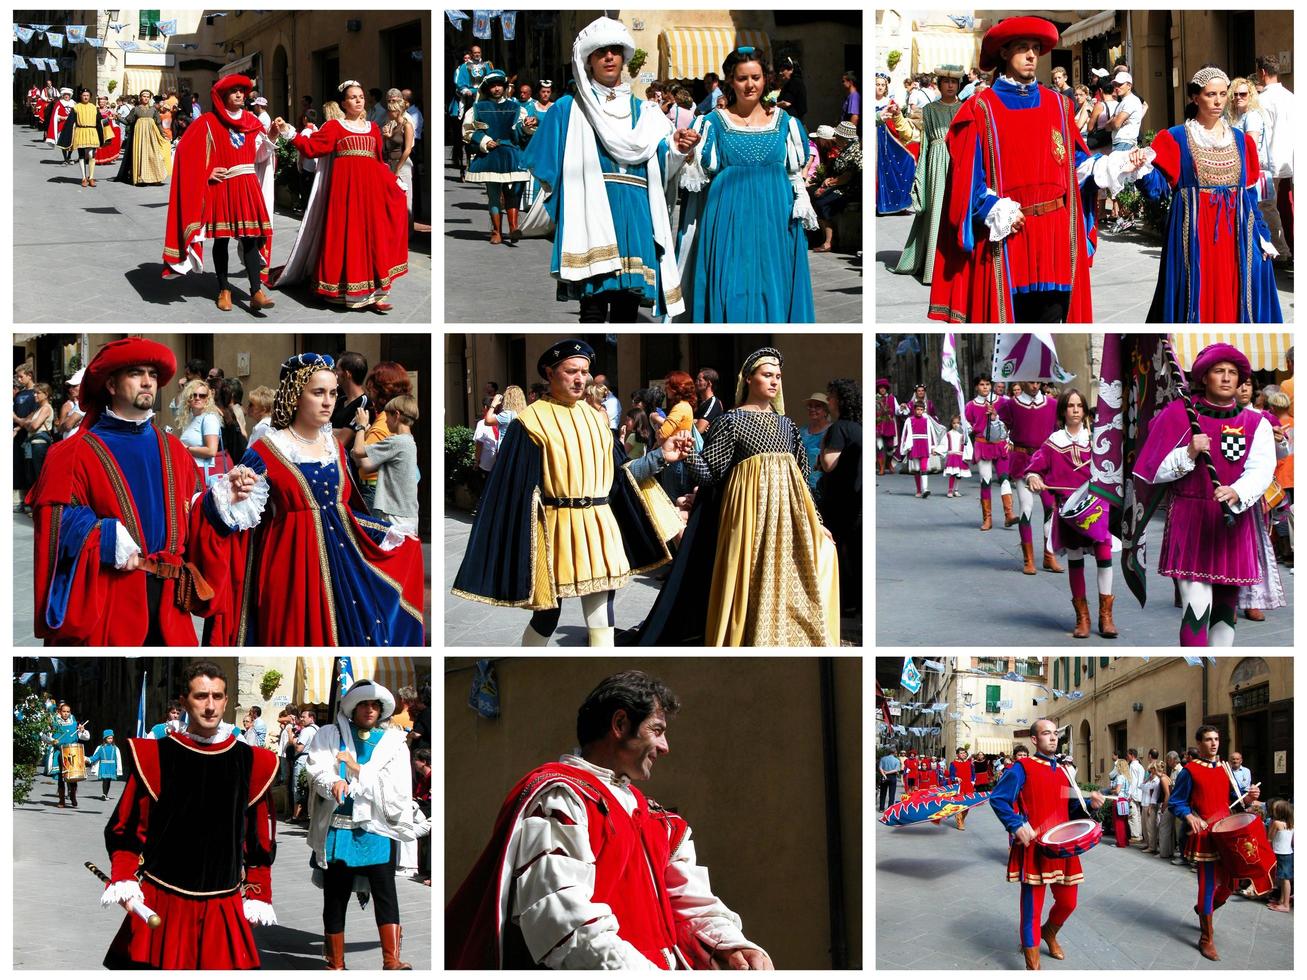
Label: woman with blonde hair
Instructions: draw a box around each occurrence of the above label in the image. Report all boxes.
[382,95,416,219]
[175,377,223,484]
[246,384,276,445]
[321,101,344,122]
[1225,76,1271,197]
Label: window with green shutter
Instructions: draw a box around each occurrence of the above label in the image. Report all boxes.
[139,10,161,39]
[985,684,1001,714]
[1074,656,1080,686]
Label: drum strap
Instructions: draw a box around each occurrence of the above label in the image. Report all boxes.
[1060,763,1090,815]
[1220,761,1245,814]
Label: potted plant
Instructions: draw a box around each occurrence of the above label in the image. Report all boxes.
[445,424,478,511]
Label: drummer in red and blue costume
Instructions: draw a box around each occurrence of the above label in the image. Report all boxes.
[1024,388,1118,640]
[990,718,1103,970]
[1168,724,1260,961]
[948,747,975,830]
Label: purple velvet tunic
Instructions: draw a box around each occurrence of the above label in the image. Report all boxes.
[1026,429,1094,552]
[1000,395,1058,480]
[965,395,1010,461]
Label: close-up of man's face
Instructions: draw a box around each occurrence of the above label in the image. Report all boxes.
[614,705,669,782]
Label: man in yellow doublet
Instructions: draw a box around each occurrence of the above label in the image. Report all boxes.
[56,87,110,187]
[452,339,678,646]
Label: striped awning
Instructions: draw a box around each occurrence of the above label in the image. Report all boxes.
[1059,10,1118,48]
[659,28,771,81]
[123,68,178,98]
[976,736,1016,756]
[297,657,424,706]
[1171,333,1294,372]
[911,30,981,75]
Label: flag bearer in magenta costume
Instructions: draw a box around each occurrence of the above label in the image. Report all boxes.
[271,81,410,313]
[26,338,231,646]
[891,66,964,282]
[1130,343,1275,646]
[1024,389,1119,639]
[875,72,916,214]
[446,670,772,969]
[1168,724,1263,960]
[306,679,415,969]
[627,348,840,647]
[990,718,1105,971]
[928,18,1128,323]
[162,74,277,314]
[101,661,278,969]
[1127,66,1283,322]
[452,339,680,647]
[1000,380,1062,574]
[521,17,700,323]
[194,353,426,646]
[461,69,531,244]
[965,375,1016,531]
[674,48,817,323]
[56,87,111,187]
[874,378,898,475]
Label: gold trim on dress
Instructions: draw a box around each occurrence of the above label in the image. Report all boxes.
[128,741,159,802]
[144,871,241,898]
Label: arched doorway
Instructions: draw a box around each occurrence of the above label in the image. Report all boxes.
[1078,719,1093,780]
[270,45,289,121]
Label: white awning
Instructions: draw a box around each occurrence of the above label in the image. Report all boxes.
[976,736,1016,756]
[1060,11,1118,48]
[123,68,177,97]
[911,30,981,75]
[219,52,259,79]
[1171,333,1294,372]
[658,28,770,81]
[296,657,424,706]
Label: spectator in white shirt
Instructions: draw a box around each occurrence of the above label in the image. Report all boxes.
[242,706,267,748]
[1228,751,1253,794]
[1126,748,1146,842]
[402,88,423,140]
[1256,54,1294,256]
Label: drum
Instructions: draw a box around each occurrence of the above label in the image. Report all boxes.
[1038,819,1103,858]
[60,743,86,782]
[1060,485,1112,545]
[1210,812,1277,894]
[1264,480,1286,509]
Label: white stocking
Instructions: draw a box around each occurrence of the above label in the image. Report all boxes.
[1017,483,1036,521]
[581,590,614,628]
[977,459,994,485]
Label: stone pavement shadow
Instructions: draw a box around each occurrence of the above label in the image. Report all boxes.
[46,174,84,185]
[125,263,215,307]
[875,249,903,267]
[877,856,963,879]
[448,228,494,242]
[256,925,373,970]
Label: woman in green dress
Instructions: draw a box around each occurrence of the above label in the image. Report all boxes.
[891,65,964,283]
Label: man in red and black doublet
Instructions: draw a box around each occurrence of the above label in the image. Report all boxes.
[26,338,220,645]
[903,750,920,793]
[102,727,278,968]
[948,749,976,829]
[163,73,277,313]
[928,17,1100,324]
[1168,736,1262,960]
[990,746,1102,969]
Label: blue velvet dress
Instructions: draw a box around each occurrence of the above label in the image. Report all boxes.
[522,92,676,313]
[875,97,916,214]
[677,108,815,323]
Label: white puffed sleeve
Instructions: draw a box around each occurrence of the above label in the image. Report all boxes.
[112,522,142,569]
[1154,445,1196,484]
[679,114,714,191]
[1226,416,1276,514]
[665,828,765,957]
[785,115,818,230]
[510,785,658,970]
[207,468,270,531]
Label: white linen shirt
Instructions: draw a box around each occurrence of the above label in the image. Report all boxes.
[1257,81,1295,179]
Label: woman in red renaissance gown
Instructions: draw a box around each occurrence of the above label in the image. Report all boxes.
[271,80,409,313]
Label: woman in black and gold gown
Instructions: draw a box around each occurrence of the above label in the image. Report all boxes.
[629,347,839,646]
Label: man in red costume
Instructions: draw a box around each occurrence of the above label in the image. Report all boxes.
[102,661,278,969]
[948,747,975,829]
[1168,724,1263,960]
[447,670,772,969]
[26,338,255,645]
[163,73,277,314]
[903,748,920,793]
[928,18,1122,323]
[989,718,1104,970]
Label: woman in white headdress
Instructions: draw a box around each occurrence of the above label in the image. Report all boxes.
[307,678,416,970]
[521,16,701,322]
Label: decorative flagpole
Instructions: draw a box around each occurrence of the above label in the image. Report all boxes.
[1161,338,1235,527]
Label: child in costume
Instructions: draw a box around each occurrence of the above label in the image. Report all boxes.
[937,414,971,497]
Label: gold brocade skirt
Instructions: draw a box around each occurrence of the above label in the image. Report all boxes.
[131,117,172,185]
[706,452,839,647]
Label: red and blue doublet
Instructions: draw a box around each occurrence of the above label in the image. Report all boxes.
[929,78,1097,323]
[195,435,425,646]
[990,755,1090,885]
[1169,757,1242,914]
[1137,125,1282,323]
[26,415,211,646]
[949,760,975,793]
[446,762,688,969]
[104,731,278,969]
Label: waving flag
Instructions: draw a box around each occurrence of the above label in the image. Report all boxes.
[135,671,148,738]
[993,332,1075,384]
[941,333,971,450]
[336,656,356,701]
[900,658,922,695]
[881,787,993,826]
[156,18,178,36]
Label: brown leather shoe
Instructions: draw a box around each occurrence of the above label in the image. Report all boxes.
[81,178,89,187]
[89,178,96,187]
[379,924,411,970]
[323,932,346,970]
[1043,549,1064,573]
[489,213,503,245]
[216,289,233,311]
[1042,921,1065,960]
[1021,540,1037,575]
[1244,607,1265,621]
[1071,597,1091,638]
[1023,946,1040,970]
[250,289,276,311]
[1198,913,1219,961]
[1099,594,1119,638]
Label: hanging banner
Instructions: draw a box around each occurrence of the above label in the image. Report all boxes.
[472,10,494,39]
[14,54,28,69]
[86,36,104,49]
[156,18,178,37]
[900,658,923,695]
[66,26,86,43]
[107,21,126,32]
[119,40,139,52]
[46,32,65,48]
[446,10,470,30]
[500,11,517,40]
[15,26,35,44]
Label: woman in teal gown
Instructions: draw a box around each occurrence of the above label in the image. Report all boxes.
[677,48,817,323]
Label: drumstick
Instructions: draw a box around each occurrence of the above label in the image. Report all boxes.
[1231,782,1262,811]
[85,863,161,928]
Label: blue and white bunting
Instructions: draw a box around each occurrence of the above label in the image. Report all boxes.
[46,32,64,48]
[86,36,103,48]
[446,10,470,30]
[900,658,923,695]
[15,26,35,44]
[119,40,138,52]
[66,26,86,43]
[13,54,27,69]
[156,18,178,37]
[922,659,946,673]
[107,21,127,32]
